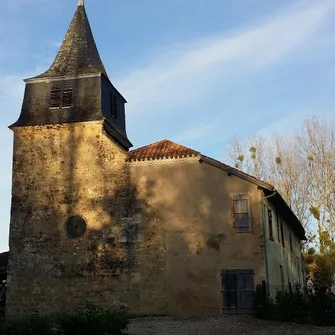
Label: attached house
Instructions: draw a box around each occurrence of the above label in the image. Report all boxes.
[5,1,306,317]
[261,189,306,296]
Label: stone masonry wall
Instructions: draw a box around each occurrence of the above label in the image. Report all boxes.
[6,121,166,317]
[7,121,266,317]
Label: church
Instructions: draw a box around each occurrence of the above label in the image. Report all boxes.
[6,1,306,317]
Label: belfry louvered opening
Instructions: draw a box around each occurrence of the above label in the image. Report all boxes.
[62,85,73,107]
[49,84,73,108]
[50,85,62,108]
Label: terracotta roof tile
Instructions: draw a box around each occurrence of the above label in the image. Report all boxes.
[127,140,200,161]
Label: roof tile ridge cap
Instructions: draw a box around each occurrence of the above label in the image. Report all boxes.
[129,140,165,153]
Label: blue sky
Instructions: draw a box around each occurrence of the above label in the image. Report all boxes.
[0,0,335,251]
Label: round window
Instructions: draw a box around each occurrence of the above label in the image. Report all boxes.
[66,215,87,238]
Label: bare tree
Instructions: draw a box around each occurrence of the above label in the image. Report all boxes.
[225,116,335,250]
[268,134,312,241]
[228,137,247,171]
[227,134,268,180]
[296,117,335,251]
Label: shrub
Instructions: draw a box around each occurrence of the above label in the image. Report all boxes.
[253,282,335,326]
[56,301,129,335]
[309,286,335,326]
[275,289,293,322]
[290,283,309,323]
[0,312,58,335]
[0,302,129,335]
[274,285,309,323]
[253,283,275,320]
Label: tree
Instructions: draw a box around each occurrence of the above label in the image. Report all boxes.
[228,134,268,180]
[226,116,335,250]
[297,117,335,251]
[304,235,335,290]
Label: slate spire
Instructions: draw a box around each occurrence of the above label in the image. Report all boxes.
[32,1,108,79]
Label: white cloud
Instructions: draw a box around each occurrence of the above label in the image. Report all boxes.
[257,110,335,139]
[173,123,215,144]
[116,1,334,116]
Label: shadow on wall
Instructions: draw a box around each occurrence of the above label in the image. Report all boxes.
[131,157,264,316]
[165,163,230,315]
[7,78,263,316]
[6,87,153,316]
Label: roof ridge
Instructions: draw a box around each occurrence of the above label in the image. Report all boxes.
[200,154,274,190]
[127,139,200,162]
[129,139,273,188]
[129,139,191,152]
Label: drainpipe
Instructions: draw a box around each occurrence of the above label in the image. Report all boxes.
[262,191,277,202]
[261,190,277,296]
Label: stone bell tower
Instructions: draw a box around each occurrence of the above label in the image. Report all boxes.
[6,0,138,317]
[11,0,131,149]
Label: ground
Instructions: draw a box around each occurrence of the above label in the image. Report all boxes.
[128,316,335,335]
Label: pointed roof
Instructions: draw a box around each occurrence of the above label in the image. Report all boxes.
[127,140,200,161]
[31,2,108,80]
